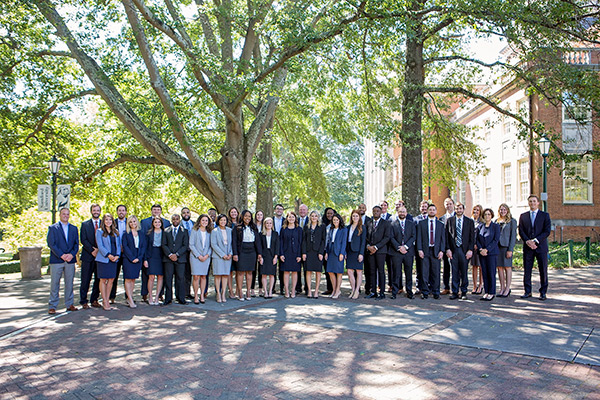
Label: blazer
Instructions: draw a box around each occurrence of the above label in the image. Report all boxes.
[279,227,303,258]
[235,225,262,256]
[326,227,348,257]
[189,229,212,259]
[439,212,455,225]
[162,225,189,263]
[95,229,121,263]
[47,222,79,264]
[122,231,147,263]
[365,218,391,255]
[346,225,366,254]
[302,224,326,254]
[416,218,446,255]
[260,231,280,260]
[497,218,517,251]
[80,219,98,262]
[211,227,233,259]
[390,218,416,254]
[476,222,501,257]
[518,210,551,254]
[445,216,475,254]
[140,216,171,235]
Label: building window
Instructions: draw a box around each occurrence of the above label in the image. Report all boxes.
[503,119,512,137]
[562,92,592,153]
[502,140,510,161]
[456,180,466,204]
[503,164,512,203]
[519,160,529,202]
[563,158,593,204]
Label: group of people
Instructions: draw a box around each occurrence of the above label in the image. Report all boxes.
[46,194,551,314]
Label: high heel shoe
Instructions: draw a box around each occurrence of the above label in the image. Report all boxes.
[505,289,511,297]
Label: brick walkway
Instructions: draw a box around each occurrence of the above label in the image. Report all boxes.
[1,266,599,399]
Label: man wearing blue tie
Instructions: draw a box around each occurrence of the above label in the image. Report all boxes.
[518,195,552,300]
[180,207,195,299]
[47,208,79,314]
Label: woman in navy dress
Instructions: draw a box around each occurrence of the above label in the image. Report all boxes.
[259,217,279,298]
[471,205,484,294]
[302,211,325,298]
[252,210,265,296]
[321,207,336,295]
[346,210,366,299]
[235,210,263,301]
[122,215,147,308]
[227,207,239,299]
[325,213,347,299]
[477,208,500,301]
[279,212,303,298]
[144,216,164,305]
[95,213,121,311]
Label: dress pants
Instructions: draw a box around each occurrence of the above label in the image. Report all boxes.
[49,262,75,309]
[79,259,100,305]
[110,256,124,300]
[386,253,394,291]
[392,252,414,295]
[415,255,423,292]
[442,254,451,291]
[421,247,441,296]
[523,249,548,295]
[480,254,497,295]
[368,252,386,294]
[184,261,192,297]
[450,248,469,295]
[163,261,186,303]
[364,256,372,294]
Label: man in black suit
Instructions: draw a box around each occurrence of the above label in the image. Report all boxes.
[445,202,475,300]
[390,205,416,299]
[110,204,128,303]
[379,200,394,293]
[162,214,189,305]
[180,207,195,299]
[518,195,552,300]
[365,206,391,299]
[140,204,171,302]
[439,197,455,295]
[416,204,446,299]
[413,200,430,295]
[79,204,102,309]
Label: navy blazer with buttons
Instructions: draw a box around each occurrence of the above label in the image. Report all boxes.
[47,222,79,264]
[326,227,348,258]
[346,225,366,255]
[518,210,551,254]
[122,231,147,263]
[80,219,98,262]
[390,218,416,255]
[416,218,446,255]
[477,222,501,257]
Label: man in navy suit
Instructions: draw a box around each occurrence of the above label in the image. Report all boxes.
[180,207,195,299]
[414,200,430,295]
[79,204,101,308]
[47,208,79,314]
[162,214,190,305]
[445,203,475,300]
[140,204,171,302]
[110,204,128,303]
[416,204,446,299]
[518,195,552,300]
[439,197,455,295]
[390,205,416,299]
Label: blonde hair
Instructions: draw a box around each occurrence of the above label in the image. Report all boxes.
[126,215,140,233]
[263,217,274,232]
[496,203,513,223]
[472,205,484,223]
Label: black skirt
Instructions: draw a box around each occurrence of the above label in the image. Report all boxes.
[237,242,257,272]
[305,250,323,272]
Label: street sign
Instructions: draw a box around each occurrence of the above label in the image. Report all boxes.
[37,185,51,212]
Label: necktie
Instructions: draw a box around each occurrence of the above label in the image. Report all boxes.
[457,218,462,247]
[429,220,434,246]
[401,221,405,234]
[531,211,536,226]
[94,220,99,231]
[173,228,178,239]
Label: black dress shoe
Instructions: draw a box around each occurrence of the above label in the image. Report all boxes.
[539,294,547,301]
[177,300,187,305]
[520,293,532,299]
[449,293,459,300]
[322,290,333,295]
[366,293,377,299]
[460,293,468,300]
[186,295,194,300]
[390,294,397,299]
[407,292,414,299]
[163,301,172,305]
[377,293,385,300]
[421,293,428,299]
[433,294,440,300]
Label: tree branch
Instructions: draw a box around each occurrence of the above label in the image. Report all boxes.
[82,154,163,183]
[193,0,220,57]
[422,16,454,41]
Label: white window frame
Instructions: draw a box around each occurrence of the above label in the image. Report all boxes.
[563,158,593,204]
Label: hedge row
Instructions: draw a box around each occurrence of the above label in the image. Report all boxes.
[0,256,50,274]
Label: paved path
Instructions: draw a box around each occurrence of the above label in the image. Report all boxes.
[1,266,599,399]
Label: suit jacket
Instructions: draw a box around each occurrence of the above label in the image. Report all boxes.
[326,227,348,257]
[439,212,455,225]
[518,210,551,254]
[235,225,262,256]
[95,230,122,263]
[361,215,372,226]
[380,212,392,221]
[140,216,171,235]
[260,231,280,261]
[211,227,233,259]
[189,229,212,258]
[302,224,326,254]
[122,231,147,263]
[162,225,189,263]
[365,218,391,255]
[47,222,79,264]
[416,218,446,255]
[497,218,517,251]
[346,225,366,254]
[445,216,475,254]
[390,218,416,255]
[180,218,195,233]
[80,219,99,262]
[477,222,501,257]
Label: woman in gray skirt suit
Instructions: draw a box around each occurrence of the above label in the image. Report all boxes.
[211,215,234,303]
[189,214,213,304]
[496,203,517,297]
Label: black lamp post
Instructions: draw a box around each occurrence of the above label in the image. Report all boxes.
[538,136,551,212]
[48,156,61,224]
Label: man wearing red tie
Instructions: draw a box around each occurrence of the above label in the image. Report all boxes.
[518,195,552,300]
[79,204,102,309]
[416,204,446,299]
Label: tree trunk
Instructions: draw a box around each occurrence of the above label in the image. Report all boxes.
[401,3,425,215]
[256,136,273,215]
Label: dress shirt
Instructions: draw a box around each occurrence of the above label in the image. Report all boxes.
[274,217,283,233]
[117,218,127,236]
[60,222,69,242]
[242,226,255,242]
[153,231,162,247]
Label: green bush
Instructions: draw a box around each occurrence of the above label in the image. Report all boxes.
[0,255,50,274]
[511,242,600,269]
